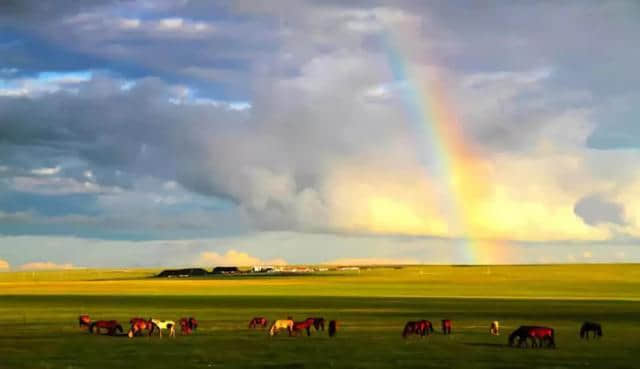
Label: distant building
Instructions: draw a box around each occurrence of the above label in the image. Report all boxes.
[157,268,208,278]
[211,266,239,274]
[251,266,274,273]
[338,266,360,271]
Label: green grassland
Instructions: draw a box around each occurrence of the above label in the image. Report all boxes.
[1,264,639,369]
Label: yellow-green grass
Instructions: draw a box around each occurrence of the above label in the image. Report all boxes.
[2,264,640,299]
[0,264,639,368]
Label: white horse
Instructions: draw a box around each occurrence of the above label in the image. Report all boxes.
[151,319,176,338]
[490,321,500,336]
[269,319,294,336]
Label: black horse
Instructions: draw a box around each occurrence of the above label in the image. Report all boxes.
[580,321,602,339]
[328,320,338,337]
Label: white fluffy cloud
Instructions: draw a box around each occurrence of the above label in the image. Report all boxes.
[197,250,287,267]
[19,261,75,271]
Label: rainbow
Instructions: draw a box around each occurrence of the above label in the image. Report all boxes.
[382,33,509,264]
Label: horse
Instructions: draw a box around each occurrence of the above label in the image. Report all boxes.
[269,319,294,336]
[402,320,433,338]
[150,319,176,338]
[490,321,500,336]
[292,318,315,336]
[580,321,602,339]
[509,326,555,348]
[307,317,325,331]
[128,318,153,338]
[78,315,91,329]
[441,319,452,335]
[248,317,268,329]
[180,317,199,335]
[328,320,338,337]
[89,320,123,336]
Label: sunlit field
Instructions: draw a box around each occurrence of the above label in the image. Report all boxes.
[1,264,639,369]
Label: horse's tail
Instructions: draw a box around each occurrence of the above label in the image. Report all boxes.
[89,322,96,334]
[549,328,556,348]
[116,325,123,334]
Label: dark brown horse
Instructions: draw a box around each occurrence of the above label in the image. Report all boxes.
[580,322,602,339]
[402,320,434,338]
[509,326,555,348]
[441,319,452,335]
[78,315,91,329]
[90,320,123,336]
[248,317,268,329]
[307,317,325,331]
[292,318,315,336]
[328,320,338,337]
[128,318,153,338]
[180,317,199,335]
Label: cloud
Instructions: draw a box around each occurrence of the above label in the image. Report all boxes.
[0,259,9,270]
[19,261,75,270]
[574,194,626,226]
[31,166,61,176]
[197,250,287,266]
[325,257,419,265]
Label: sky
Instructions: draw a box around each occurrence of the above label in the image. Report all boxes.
[1,0,639,269]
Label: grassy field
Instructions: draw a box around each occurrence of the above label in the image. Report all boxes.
[1,264,639,369]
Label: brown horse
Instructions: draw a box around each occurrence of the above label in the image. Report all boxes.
[328,320,338,337]
[402,320,434,338]
[292,318,315,336]
[128,318,153,338]
[441,319,452,335]
[78,315,91,329]
[89,320,123,336]
[509,326,555,348]
[307,317,325,331]
[180,317,199,335]
[248,317,268,329]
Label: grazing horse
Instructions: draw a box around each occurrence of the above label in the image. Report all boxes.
[580,321,602,339]
[307,317,325,331]
[292,318,315,336]
[490,321,500,336]
[89,320,123,336]
[509,326,555,348]
[128,318,153,338]
[150,319,176,338]
[78,315,91,329]
[248,317,268,329]
[402,320,433,338]
[328,320,338,337]
[269,319,294,336]
[180,317,198,335]
[441,319,452,335]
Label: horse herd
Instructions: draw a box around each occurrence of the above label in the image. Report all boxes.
[78,315,198,338]
[78,314,603,348]
[401,319,603,348]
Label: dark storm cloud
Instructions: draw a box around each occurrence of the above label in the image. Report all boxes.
[1,0,639,245]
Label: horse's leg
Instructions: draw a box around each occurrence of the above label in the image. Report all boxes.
[306,327,310,337]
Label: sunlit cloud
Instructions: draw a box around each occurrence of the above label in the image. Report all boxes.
[197,250,287,267]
